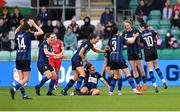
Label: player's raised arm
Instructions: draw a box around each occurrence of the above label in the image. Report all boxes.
[29,19,44,36]
[15,19,24,34]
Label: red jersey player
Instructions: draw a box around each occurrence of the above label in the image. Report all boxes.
[49,33,65,89]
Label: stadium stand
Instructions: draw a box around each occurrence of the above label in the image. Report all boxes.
[0,0,180,61]
[0,51,11,61]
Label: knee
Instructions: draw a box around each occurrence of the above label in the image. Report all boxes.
[92,89,100,95]
[80,88,88,95]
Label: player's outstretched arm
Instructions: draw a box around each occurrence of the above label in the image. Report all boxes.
[100,77,110,92]
[92,48,105,53]
[100,57,108,76]
[44,49,56,57]
[126,32,139,44]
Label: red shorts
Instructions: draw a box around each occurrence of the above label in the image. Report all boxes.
[49,60,62,71]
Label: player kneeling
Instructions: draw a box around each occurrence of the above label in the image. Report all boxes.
[78,64,110,96]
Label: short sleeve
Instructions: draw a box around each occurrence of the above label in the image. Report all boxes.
[84,43,89,50]
[95,72,102,79]
[43,43,48,50]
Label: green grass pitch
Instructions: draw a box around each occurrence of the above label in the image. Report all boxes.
[0,86,180,111]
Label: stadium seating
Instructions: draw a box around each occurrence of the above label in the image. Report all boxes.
[129,0,138,10]
[172,0,177,5]
[87,50,99,60]
[31,40,39,50]
[149,10,161,20]
[64,50,74,60]
[0,51,11,61]
[159,49,179,59]
[147,20,160,30]
[158,29,168,41]
[10,50,16,61]
[134,20,140,29]
[159,19,171,29]
[171,29,180,38]
[31,49,38,61]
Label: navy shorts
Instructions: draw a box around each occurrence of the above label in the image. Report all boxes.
[144,48,158,62]
[37,63,54,75]
[128,52,142,61]
[110,60,128,70]
[16,60,31,71]
[71,60,83,70]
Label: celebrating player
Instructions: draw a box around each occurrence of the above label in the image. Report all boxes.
[101,45,123,95]
[10,19,44,100]
[80,64,110,95]
[108,26,142,95]
[49,33,64,90]
[122,20,147,91]
[35,33,60,96]
[139,22,167,93]
[61,33,105,95]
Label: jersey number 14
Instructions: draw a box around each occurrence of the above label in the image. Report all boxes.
[17,38,26,50]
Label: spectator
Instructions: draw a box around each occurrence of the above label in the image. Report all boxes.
[11,7,23,28]
[165,30,179,48]
[163,0,173,19]
[135,0,149,22]
[94,23,104,39]
[104,20,116,40]
[0,18,9,34]
[0,7,11,31]
[100,8,114,26]
[64,27,77,51]
[174,0,180,12]
[0,18,10,50]
[79,16,95,41]
[67,17,80,38]
[171,9,180,28]
[43,20,53,34]
[37,6,50,26]
[149,0,166,12]
[56,20,66,41]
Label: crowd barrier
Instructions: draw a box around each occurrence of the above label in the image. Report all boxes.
[0,60,179,86]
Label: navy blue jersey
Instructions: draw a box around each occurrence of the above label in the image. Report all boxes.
[109,34,126,62]
[15,31,35,61]
[72,40,93,62]
[104,50,111,60]
[37,40,53,64]
[140,29,157,49]
[84,71,102,89]
[122,28,141,56]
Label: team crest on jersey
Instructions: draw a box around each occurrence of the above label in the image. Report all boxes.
[57,44,59,47]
